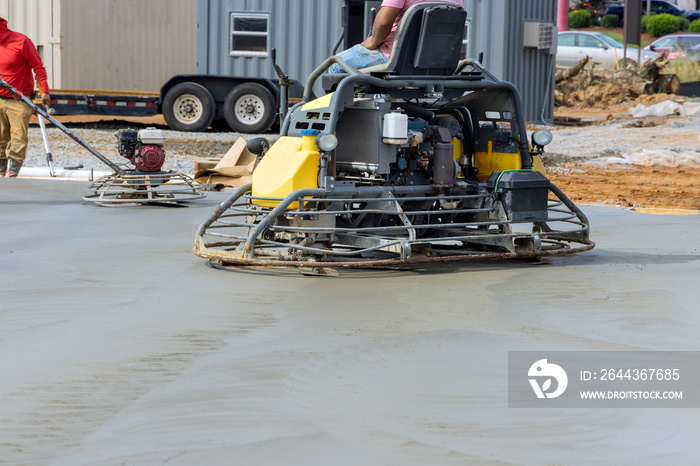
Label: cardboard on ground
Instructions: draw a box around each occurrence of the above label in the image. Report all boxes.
[195,137,256,187]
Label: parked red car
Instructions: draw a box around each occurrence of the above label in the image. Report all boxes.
[643,33,700,60]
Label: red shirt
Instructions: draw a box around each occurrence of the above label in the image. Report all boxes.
[0,17,50,99]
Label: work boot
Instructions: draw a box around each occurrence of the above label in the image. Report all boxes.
[6,159,22,178]
[0,158,6,177]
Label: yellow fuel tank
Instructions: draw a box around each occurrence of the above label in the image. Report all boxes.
[473,141,522,182]
[473,141,546,181]
[251,132,319,209]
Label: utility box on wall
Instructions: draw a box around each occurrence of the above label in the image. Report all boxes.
[523,21,555,51]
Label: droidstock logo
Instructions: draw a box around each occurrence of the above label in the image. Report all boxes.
[528,359,568,399]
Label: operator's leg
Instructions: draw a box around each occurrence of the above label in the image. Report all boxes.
[3,98,33,177]
[329,44,388,73]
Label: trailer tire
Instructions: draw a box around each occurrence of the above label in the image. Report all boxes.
[224,83,276,133]
[163,82,216,132]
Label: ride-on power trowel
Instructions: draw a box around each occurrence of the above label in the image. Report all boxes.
[193,3,594,274]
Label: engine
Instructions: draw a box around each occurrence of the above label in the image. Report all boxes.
[116,127,166,172]
[332,100,469,190]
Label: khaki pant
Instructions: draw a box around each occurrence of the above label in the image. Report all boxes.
[0,97,34,166]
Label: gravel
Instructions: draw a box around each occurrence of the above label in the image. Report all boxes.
[535,114,699,166]
[23,124,258,174]
[21,112,700,175]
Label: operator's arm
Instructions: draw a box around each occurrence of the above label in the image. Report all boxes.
[361,6,401,50]
[22,39,51,105]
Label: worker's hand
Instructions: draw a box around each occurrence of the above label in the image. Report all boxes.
[360,38,377,50]
[41,93,50,107]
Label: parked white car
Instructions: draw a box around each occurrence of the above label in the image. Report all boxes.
[557,31,659,70]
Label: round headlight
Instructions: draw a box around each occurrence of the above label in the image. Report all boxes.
[531,129,553,147]
[315,133,338,152]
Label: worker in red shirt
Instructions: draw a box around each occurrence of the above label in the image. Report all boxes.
[0,17,50,178]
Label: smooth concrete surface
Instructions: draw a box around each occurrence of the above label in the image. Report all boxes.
[1,178,700,465]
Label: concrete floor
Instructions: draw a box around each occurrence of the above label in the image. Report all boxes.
[1,178,700,465]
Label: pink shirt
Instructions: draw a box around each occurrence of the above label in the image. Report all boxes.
[379,0,464,59]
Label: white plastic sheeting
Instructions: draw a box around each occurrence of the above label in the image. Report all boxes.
[589,149,700,168]
[17,166,112,180]
[629,101,700,118]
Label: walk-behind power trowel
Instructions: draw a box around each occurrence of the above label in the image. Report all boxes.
[193,3,594,274]
[0,76,204,206]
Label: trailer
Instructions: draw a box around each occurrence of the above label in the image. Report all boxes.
[48,90,160,118]
[47,76,304,133]
[45,0,383,133]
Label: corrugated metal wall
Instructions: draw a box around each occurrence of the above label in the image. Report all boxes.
[0,0,60,88]
[1,0,197,92]
[464,0,557,122]
[197,0,344,85]
[60,0,197,91]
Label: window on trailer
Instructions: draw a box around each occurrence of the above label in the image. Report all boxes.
[230,12,269,56]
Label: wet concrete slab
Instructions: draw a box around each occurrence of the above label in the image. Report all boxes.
[1,178,700,464]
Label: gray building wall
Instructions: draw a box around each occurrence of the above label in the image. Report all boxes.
[61,0,196,91]
[464,0,557,122]
[197,0,345,86]
[0,0,197,92]
[3,0,556,117]
[200,0,555,121]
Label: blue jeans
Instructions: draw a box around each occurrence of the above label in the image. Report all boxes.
[328,44,388,74]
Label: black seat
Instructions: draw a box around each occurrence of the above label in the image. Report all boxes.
[323,2,467,90]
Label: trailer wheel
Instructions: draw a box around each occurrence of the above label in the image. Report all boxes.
[163,82,216,132]
[224,83,276,133]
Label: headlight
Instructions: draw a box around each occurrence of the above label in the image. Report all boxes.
[315,133,338,152]
[531,129,553,147]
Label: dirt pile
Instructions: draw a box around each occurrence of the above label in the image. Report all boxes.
[549,94,700,211]
[555,54,680,108]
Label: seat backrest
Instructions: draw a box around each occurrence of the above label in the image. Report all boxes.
[365,2,467,75]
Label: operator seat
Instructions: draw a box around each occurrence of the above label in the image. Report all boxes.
[322,2,467,91]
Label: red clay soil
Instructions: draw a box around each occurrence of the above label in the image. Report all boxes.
[45,109,700,212]
[548,166,700,211]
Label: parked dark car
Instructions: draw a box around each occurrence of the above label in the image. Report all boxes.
[601,0,700,23]
[644,33,700,60]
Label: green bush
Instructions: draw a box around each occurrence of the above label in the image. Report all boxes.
[646,13,680,37]
[569,10,593,28]
[641,14,650,33]
[689,18,700,33]
[678,16,690,32]
[601,14,619,28]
